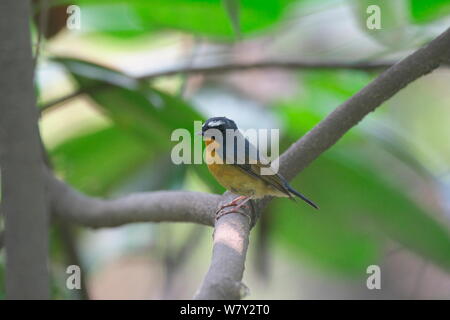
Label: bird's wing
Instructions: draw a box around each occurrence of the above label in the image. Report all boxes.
[222,131,290,196]
[237,162,319,209]
[223,130,270,165]
[240,163,291,197]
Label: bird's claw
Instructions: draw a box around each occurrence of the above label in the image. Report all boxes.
[215,195,254,226]
[218,195,247,210]
[215,204,250,221]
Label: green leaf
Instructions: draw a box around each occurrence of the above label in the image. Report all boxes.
[280,70,374,136]
[58,0,297,38]
[410,0,450,23]
[54,57,224,193]
[55,57,198,140]
[51,126,154,196]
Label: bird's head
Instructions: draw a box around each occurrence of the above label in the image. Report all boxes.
[198,117,238,141]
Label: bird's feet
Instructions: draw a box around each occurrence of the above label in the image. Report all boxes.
[215,196,252,221]
[218,195,247,209]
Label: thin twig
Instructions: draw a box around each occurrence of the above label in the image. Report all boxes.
[40,59,394,112]
[39,83,108,114]
[137,60,393,81]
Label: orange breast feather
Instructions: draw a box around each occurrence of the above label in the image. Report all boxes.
[204,139,266,197]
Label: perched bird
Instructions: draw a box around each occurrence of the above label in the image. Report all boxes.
[199,116,318,218]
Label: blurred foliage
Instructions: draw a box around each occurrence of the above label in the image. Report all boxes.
[51,126,154,196]
[57,0,299,39]
[410,0,450,23]
[273,69,450,273]
[352,0,450,48]
[353,0,413,48]
[51,57,223,194]
[272,150,450,273]
[25,0,450,298]
[354,0,450,26]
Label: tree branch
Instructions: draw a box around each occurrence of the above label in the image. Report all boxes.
[46,172,220,228]
[0,0,50,299]
[194,193,251,299]
[193,27,450,300]
[135,60,393,81]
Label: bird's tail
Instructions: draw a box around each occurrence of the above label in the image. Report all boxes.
[285,184,319,210]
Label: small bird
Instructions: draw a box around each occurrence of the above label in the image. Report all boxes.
[199,116,318,218]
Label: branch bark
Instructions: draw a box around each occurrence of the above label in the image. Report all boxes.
[194,193,251,299]
[46,172,220,228]
[0,0,50,299]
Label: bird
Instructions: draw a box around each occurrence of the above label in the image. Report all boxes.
[198,116,318,219]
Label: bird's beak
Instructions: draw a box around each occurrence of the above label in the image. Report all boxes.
[196,131,203,136]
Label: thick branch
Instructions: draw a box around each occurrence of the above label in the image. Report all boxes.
[46,173,220,228]
[194,193,251,299]
[194,27,450,300]
[0,0,50,299]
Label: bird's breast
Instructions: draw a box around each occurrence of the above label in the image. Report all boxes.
[204,138,283,198]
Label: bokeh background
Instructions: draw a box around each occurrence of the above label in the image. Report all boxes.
[1,0,449,299]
